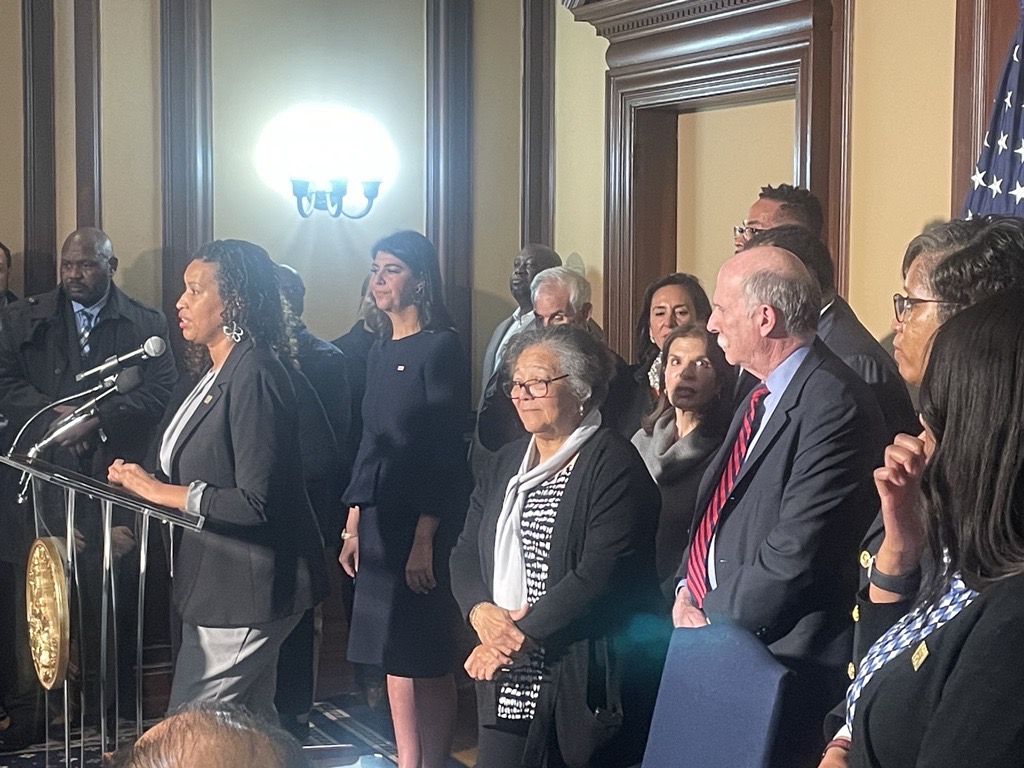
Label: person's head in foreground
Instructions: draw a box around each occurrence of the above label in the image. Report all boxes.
[104,702,310,768]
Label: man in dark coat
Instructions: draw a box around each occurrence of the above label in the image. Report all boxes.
[673,246,886,768]
[0,239,18,310]
[274,263,355,737]
[0,227,177,748]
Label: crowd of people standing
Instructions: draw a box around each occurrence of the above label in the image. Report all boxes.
[2,180,1024,768]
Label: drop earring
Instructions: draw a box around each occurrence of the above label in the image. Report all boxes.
[222,320,245,343]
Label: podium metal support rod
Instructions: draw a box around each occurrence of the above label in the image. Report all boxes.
[136,512,151,738]
[101,500,112,753]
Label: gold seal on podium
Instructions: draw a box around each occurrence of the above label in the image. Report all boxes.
[25,537,70,690]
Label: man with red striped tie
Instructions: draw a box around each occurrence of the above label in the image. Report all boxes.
[671,246,886,767]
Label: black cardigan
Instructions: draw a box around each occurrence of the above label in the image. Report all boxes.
[848,570,1024,767]
[450,428,667,767]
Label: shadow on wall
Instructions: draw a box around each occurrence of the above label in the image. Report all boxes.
[117,248,164,310]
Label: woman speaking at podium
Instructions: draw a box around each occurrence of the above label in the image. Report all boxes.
[108,239,327,720]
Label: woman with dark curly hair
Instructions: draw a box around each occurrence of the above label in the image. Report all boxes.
[108,239,328,720]
[339,230,470,768]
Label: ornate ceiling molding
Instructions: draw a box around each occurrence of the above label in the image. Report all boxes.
[564,0,784,41]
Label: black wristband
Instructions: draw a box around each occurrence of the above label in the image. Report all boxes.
[868,556,921,596]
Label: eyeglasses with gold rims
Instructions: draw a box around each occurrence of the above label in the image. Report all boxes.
[733,225,765,242]
[892,293,961,323]
[502,374,570,399]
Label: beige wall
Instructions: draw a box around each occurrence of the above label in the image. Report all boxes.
[0,0,24,295]
[470,0,521,396]
[100,0,163,308]
[553,3,608,326]
[677,98,796,296]
[54,1,77,257]
[210,0,426,341]
[847,0,956,337]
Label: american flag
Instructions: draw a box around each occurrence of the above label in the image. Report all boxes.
[962,3,1024,218]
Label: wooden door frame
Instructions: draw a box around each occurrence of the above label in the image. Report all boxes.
[565,0,850,359]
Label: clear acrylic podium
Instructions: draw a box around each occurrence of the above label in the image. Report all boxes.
[0,454,204,766]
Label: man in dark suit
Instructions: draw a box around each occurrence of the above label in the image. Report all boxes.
[275,263,352,737]
[745,225,918,438]
[0,227,177,748]
[733,183,824,252]
[672,246,886,767]
[470,244,560,478]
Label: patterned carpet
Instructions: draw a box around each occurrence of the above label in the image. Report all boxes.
[0,695,410,768]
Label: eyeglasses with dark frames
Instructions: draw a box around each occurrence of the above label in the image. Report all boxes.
[733,225,765,242]
[502,374,570,399]
[892,293,961,322]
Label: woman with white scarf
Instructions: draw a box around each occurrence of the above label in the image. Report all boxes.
[450,325,667,768]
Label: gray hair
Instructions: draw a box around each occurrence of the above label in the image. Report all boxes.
[503,324,613,412]
[530,266,591,314]
[740,267,821,340]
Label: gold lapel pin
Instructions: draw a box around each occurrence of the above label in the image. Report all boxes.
[203,395,213,404]
[911,640,929,671]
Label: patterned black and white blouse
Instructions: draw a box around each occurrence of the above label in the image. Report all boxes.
[497,458,576,721]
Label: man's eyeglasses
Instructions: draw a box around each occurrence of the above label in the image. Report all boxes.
[733,225,765,242]
[502,374,569,399]
[892,293,960,322]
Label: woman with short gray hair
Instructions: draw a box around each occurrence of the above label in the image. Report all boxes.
[450,324,666,768]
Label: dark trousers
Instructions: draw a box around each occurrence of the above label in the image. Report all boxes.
[475,719,568,768]
[0,560,46,748]
[274,608,316,724]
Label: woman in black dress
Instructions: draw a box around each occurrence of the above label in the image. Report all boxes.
[339,230,469,768]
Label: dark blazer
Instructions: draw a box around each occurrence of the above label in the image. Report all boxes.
[818,297,918,439]
[163,341,328,627]
[680,340,885,663]
[469,315,516,479]
[847,571,1024,768]
[451,429,667,767]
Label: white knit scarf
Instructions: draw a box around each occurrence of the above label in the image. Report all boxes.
[491,408,602,610]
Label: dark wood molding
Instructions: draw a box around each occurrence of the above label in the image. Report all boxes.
[579,0,845,357]
[828,0,853,297]
[160,0,212,363]
[521,0,555,247]
[75,0,102,229]
[425,0,473,350]
[952,0,1020,214]
[22,0,56,297]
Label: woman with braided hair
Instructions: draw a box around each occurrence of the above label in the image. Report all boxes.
[108,239,328,720]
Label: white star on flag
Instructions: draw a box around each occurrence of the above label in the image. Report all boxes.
[998,132,1010,153]
[1006,91,1014,110]
[984,131,991,148]
[1011,181,1024,204]
[1016,45,1021,62]
[971,167,986,188]
[990,176,1004,197]
[966,210,974,221]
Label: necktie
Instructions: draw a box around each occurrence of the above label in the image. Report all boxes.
[686,382,769,607]
[78,310,94,355]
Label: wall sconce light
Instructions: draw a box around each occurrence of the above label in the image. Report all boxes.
[291,178,382,219]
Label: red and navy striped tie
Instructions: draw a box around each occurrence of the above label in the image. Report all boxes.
[686,383,769,608]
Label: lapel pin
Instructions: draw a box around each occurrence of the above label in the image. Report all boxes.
[397,365,405,371]
[911,640,929,671]
[203,395,213,404]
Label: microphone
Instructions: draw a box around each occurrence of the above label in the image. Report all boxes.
[27,366,144,459]
[6,371,121,459]
[75,336,166,382]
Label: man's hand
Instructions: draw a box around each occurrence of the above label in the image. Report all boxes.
[464,644,512,681]
[50,405,99,455]
[110,526,136,559]
[672,587,709,628]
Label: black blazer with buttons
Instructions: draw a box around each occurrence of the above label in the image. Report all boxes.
[163,340,328,627]
[677,339,887,671]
